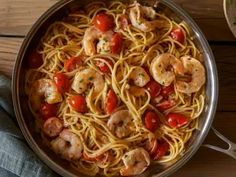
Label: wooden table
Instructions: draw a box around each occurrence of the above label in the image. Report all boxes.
[1,0,236,176]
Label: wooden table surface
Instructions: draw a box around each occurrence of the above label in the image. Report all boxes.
[1,0,236,176]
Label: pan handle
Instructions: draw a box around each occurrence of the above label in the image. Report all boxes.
[203,127,236,160]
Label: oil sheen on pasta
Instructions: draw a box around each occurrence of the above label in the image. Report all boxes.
[25,1,206,176]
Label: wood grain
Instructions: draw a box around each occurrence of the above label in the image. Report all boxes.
[0,0,58,36]
[0,37,23,77]
[0,0,235,41]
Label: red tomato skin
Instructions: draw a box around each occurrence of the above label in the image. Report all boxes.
[93,13,114,32]
[170,28,186,44]
[152,140,169,160]
[146,81,162,98]
[105,89,118,114]
[144,111,159,132]
[54,73,70,95]
[156,99,176,111]
[64,57,82,72]
[40,103,57,120]
[161,84,174,99]
[28,51,43,69]
[69,95,87,113]
[167,113,188,128]
[96,59,113,73]
[111,33,123,54]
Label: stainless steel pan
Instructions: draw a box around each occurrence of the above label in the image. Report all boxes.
[12,0,222,176]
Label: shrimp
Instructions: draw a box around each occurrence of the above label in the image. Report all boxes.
[107,110,132,138]
[130,66,150,87]
[51,129,83,161]
[30,79,62,110]
[43,117,63,137]
[129,2,163,32]
[176,56,206,94]
[72,68,105,95]
[150,53,184,86]
[83,26,113,56]
[120,148,150,176]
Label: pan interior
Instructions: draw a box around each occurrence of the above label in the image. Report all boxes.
[13,0,218,177]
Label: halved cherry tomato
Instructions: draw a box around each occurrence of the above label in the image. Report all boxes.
[167,113,188,128]
[40,103,57,120]
[93,13,114,32]
[64,57,82,72]
[105,89,118,114]
[144,111,159,132]
[96,59,113,73]
[28,50,43,69]
[160,84,174,99]
[146,80,162,98]
[54,73,70,95]
[69,95,87,113]
[111,33,123,54]
[156,99,176,111]
[170,28,186,44]
[152,140,169,160]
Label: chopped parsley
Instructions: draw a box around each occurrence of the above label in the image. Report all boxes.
[79,79,84,83]
[139,73,145,77]
[88,76,94,81]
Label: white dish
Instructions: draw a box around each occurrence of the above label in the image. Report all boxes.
[224,0,236,38]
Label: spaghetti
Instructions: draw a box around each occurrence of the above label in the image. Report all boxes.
[25,1,206,176]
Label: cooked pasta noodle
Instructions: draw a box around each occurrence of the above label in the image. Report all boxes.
[25,1,206,176]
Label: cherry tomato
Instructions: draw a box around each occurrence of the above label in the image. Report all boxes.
[54,73,70,95]
[96,59,113,73]
[146,80,162,98]
[111,33,123,54]
[28,50,43,68]
[152,140,169,160]
[93,13,114,32]
[40,103,57,120]
[105,89,118,114]
[167,113,188,128]
[170,28,186,44]
[156,99,176,111]
[160,84,174,99]
[64,57,82,72]
[144,111,159,132]
[119,15,129,28]
[69,95,87,113]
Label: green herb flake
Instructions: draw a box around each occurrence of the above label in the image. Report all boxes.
[88,76,94,81]
[79,79,84,83]
[139,73,145,77]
